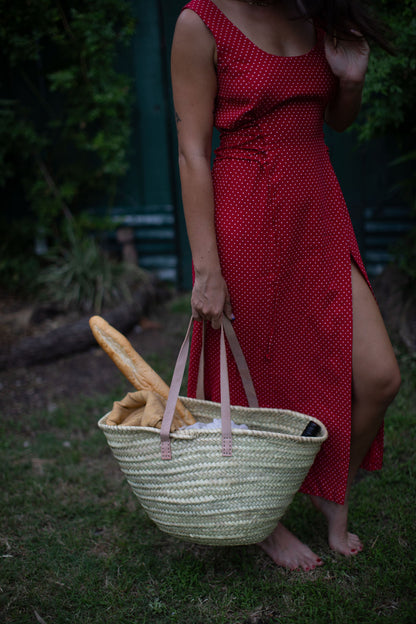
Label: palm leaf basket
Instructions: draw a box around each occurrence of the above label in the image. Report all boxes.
[98,317,328,546]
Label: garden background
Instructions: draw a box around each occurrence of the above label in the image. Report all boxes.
[0,1,415,622]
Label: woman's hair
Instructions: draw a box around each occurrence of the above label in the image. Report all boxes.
[296,0,394,53]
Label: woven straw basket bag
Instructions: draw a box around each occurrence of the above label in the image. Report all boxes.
[98,317,328,546]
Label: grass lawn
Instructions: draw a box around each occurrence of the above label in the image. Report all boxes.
[1,298,415,623]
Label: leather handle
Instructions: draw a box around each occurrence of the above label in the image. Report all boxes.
[160,317,193,460]
[160,317,258,460]
[196,319,259,409]
[222,317,259,408]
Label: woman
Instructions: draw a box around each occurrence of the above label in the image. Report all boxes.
[171,0,401,571]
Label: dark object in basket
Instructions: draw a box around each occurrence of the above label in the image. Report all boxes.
[301,421,322,437]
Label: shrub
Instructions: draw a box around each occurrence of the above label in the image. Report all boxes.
[0,0,135,229]
[37,223,149,314]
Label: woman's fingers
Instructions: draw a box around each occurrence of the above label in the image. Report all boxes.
[191,273,233,328]
[191,310,203,321]
[191,298,233,329]
[223,291,234,321]
[210,315,222,330]
[191,306,223,328]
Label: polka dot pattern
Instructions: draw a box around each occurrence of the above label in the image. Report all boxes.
[182,0,383,504]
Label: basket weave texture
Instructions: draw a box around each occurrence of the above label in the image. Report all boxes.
[98,396,327,546]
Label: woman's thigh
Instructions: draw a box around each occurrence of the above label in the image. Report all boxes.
[351,261,401,407]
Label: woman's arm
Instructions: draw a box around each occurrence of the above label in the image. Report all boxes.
[171,10,233,329]
[324,31,370,132]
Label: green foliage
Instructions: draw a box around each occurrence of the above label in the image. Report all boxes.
[0,0,138,303]
[354,1,416,283]
[0,0,136,227]
[37,222,149,313]
[0,217,43,296]
[355,0,416,208]
[357,0,416,143]
[0,210,119,300]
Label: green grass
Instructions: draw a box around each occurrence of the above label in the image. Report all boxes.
[1,315,415,623]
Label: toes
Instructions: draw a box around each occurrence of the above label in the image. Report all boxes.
[298,554,324,572]
[348,533,363,555]
[331,544,354,557]
[329,532,364,557]
[260,544,323,572]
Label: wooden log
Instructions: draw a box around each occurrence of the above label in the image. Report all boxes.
[0,277,170,370]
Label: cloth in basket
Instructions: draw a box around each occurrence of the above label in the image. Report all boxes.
[98,317,328,546]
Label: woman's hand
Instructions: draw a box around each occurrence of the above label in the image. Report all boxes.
[191,270,233,330]
[324,29,370,85]
[324,29,370,132]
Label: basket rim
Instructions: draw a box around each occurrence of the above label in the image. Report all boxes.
[182,395,320,418]
[97,409,328,443]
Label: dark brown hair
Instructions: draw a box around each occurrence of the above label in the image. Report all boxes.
[297,0,394,53]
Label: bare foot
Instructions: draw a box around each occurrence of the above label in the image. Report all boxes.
[310,495,363,556]
[258,522,323,571]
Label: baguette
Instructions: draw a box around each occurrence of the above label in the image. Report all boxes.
[89,315,195,426]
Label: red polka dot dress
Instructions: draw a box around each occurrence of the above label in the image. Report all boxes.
[182,0,383,505]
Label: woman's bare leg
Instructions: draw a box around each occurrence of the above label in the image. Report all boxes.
[311,261,401,555]
[259,262,401,568]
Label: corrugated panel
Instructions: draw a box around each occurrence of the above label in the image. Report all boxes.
[110,204,178,282]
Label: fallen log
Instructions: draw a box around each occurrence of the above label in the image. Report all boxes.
[0,277,170,370]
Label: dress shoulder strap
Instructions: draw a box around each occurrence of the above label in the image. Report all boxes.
[182,0,231,49]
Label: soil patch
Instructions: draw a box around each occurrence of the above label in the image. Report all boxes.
[0,295,190,419]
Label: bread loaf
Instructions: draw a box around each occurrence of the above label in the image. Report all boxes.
[89,315,195,426]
